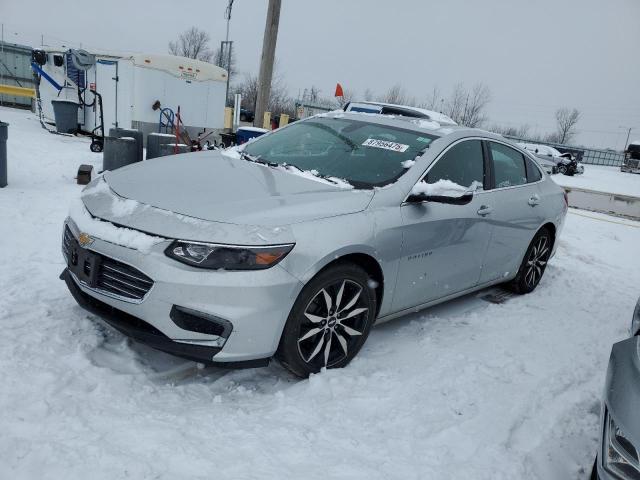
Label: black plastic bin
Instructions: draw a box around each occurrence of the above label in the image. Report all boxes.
[51,100,79,134]
[0,121,7,187]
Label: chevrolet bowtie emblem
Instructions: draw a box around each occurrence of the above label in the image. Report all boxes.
[78,232,93,247]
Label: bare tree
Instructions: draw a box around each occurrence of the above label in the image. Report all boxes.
[214,45,236,78]
[445,82,491,127]
[168,27,214,62]
[379,84,416,106]
[232,70,294,117]
[421,86,444,112]
[363,88,374,101]
[552,107,581,144]
[488,123,531,138]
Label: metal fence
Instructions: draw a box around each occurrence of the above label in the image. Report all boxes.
[0,41,34,109]
[506,135,625,167]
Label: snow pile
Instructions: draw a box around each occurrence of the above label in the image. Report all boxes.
[279,164,353,189]
[552,164,640,197]
[401,159,416,169]
[68,198,164,253]
[83,177,145,218]
[411,179,481,197]
[220,144,244,159]
[412,119,441,130]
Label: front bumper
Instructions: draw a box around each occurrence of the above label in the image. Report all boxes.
[596,337,640,479]
[62,218,304,365]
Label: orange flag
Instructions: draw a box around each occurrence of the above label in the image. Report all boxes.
[335,83,344,97]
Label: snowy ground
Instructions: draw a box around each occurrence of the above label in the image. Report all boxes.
[552,163,640,197]
[1,106,640,479]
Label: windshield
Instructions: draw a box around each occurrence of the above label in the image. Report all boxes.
[242,116,436,188]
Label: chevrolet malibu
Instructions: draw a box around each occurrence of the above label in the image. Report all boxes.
[61,112,567,377]
[592,297,640,480]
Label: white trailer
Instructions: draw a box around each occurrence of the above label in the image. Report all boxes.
[34,49,228,143]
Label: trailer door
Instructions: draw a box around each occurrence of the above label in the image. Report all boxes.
[95,59,119,129]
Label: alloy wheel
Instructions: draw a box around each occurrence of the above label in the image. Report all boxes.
[297,279,370,369]
[524,234,549,288]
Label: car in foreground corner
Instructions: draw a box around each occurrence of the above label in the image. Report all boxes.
[592,297,640,480]
[61,111,567,377]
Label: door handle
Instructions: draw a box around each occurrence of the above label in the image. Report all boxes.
[528,194,540,206]
[477,205,493,216]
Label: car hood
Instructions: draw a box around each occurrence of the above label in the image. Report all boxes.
[81,151,373,242]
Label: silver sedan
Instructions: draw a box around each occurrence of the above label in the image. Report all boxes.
[592,297,640,480]
[61,112,567,377]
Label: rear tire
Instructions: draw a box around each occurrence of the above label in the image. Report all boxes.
[277,263,377,378]
[508,227,552,294]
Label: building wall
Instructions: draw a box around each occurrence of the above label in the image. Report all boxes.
[0,41,34,109]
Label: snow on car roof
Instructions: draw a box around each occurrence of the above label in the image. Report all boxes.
[346,101,458,126]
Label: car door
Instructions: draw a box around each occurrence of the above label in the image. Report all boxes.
[392,139,494,312]
[478,141,547,284]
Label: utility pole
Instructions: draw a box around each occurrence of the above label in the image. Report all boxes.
[254,0,281,128]
[223,0,234,106]
[619,126,635,151]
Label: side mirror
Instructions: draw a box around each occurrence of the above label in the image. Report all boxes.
[407,191,474,205]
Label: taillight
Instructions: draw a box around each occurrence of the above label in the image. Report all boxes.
[563,191,569,208]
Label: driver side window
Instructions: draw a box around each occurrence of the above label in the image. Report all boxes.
[425,140,485,190]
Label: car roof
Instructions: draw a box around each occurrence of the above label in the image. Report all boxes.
[316,110,506,142]
[345,101,458,126]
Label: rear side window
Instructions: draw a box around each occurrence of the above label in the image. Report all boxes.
[426,140,485,189]
[525,157,542,182]
[489,142,527,188]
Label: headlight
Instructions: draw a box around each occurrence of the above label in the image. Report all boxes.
[604,410,640,479]
[631,297,640,336]
[165,240,294,270]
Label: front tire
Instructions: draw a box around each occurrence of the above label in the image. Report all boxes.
[508,228,552,294]
[277,263,377,378]
[558,164,567,175]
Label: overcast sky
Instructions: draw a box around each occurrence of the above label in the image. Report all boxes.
[3,0,639,148]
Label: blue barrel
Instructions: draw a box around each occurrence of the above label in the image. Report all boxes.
[235,127,268,145]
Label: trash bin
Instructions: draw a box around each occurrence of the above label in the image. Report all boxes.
[103,136,137,171]
[109,128,143,164]
[219,132,236,148]
[159,143,191,157]
[0,121,7,188]
[51,99,79,134]
[147,133,177,160]
[235,127,268,145]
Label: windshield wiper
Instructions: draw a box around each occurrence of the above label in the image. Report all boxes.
[240,151,279,168]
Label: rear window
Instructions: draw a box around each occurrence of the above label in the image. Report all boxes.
[489,142,527,188]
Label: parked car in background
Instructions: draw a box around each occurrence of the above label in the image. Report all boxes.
[239,108,254,123]
[61,111,567,377]
[518,142,584,176]
[592,296,640,480]
[621,141,640,174]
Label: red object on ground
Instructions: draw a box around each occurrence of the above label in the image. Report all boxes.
[334,83,344,97]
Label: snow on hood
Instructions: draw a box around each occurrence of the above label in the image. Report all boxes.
[86,151,373,230]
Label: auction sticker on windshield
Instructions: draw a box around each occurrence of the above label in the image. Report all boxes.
[362,138,410,152]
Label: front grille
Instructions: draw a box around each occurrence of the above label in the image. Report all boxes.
[64,225,154,301]
[62,225,73,259]
[97,258,153,301]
